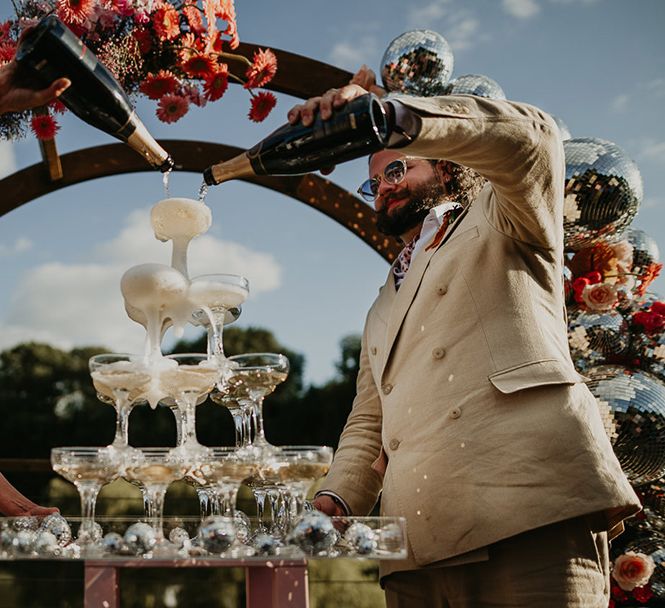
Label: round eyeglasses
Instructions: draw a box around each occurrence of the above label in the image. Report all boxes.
[357,159,409,202]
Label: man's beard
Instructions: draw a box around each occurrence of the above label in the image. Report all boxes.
[376,181,448,237]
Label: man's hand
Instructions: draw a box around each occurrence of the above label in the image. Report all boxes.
[287,83,369,127]
[349,64,386,98]
[0,61,70,114]
[311,494,347,517]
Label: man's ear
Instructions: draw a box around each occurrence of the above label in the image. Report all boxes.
[433,160,453,184]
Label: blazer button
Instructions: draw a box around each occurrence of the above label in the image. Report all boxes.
[449,407,462,420]
[371,347,377,355]
[437,286,447,296]
[432,347,446,359]
[389,439,400,451]
[382,383,393,395]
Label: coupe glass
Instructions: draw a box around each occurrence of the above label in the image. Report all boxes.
[51,447,120,546]
[225,353,289,452]
[123,447,187,546]
[189,274,249,358]
[276,446,333,521]
[89,354,151,448]
[162,354,219,452]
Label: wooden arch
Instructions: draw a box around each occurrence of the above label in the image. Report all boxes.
[0,43,401,262]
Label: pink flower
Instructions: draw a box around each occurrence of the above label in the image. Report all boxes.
[612,552,655,591]
[611,240,634,274]
[156,94,189,123]
[581,282,619,311]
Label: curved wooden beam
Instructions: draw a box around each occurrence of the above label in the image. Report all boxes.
[0,140,401,262]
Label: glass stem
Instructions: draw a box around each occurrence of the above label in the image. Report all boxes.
[196,488,210,521]
[112,395,132,447]
[253,487,267,531]
[231,412,244,448]
[170,407,183,447]
[253,397,267,444]
[145,485,168,542]
[78,483,101,542]
[178,396,198,448]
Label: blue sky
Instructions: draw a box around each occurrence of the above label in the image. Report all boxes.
[0,0,664,384]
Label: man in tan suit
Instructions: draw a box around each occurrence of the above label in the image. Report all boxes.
[289,71,642,607]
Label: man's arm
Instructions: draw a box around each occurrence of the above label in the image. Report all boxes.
[314,324,384,516]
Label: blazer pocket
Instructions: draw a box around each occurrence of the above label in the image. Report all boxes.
[488,359,585,394]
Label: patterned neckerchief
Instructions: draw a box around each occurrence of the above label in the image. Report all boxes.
[393,234,420,290]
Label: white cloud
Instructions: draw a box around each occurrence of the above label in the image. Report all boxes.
[640,139,665,165]
[502,0,541,19]
[0,208,282,354]
[407,1,483,52]
[0,237,33,256]
[329,37,380,72]
[610,93,630,113]
[646,78,665,98]
[0,140,17,179]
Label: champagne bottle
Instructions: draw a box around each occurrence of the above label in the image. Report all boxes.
[203,93,389,186]
[14,15,174,172]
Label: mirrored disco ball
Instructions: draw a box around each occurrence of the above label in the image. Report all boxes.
[586,365,665,485]
[640,482,665,517]
[550,114,572,141]
[380,30,454,96]
[623,533,665,598]
[633,331,665,384]
[622,228,661,276]
[444,74,506,100]
[567,309,630,371]
[563,138,643,251]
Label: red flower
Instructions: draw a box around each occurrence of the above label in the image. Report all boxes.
[248,91,276,122]
[140,70,180,99]
[183,1,206,35]
[57,0,96,25]
[632,584,654,603]
[0,21,12,43]
[244,48,277,89]
[0,41,16,64]
[203,68,229,101]
[180,53,217,78]
[30,114,60,140]
[633,311,665,334]
[133,27,153,55]
[153,4,181,41]
[651,301,665,316]
[611,583,629,602]
[156,94,189,123]
[572,277,590,303]
[584,271,603,284]
[49,98,67,114]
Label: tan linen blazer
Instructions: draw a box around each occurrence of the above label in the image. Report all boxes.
[320,94,641,575]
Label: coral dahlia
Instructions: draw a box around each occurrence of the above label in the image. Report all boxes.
[248,91,276,122]
[244,48,277,89]
[156,94,189,123]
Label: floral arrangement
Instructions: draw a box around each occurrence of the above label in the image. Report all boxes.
[1,0,278,140]
[566,239,663,313]
[610,551,656,607]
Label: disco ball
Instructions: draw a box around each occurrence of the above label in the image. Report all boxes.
[550,114,572,141]
[567,308,630,371]
[444,74,506,100]
[563,138,643,251]
[633,331,665,383]
[623,533,665,598]
[380,30,454,96]
[586,365,665,485]
[623,229,661,273]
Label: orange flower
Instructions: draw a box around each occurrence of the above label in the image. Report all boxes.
[248,91,276,122]
[140,70,180,100]
[156,94,189,123]
[180,53,217,78]
[569,241,619,281]
[31,114,60,140]
[57,0,96,25]
[217,0,239,49]
[203,68,229,101]
[244,48,277,89]
[153,3,181,41]
[637,262,663,296]
[183,1,206,35]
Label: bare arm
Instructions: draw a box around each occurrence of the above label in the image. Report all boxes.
[0,472,58,517]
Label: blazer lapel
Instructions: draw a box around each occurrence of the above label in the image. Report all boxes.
[379,206,472,381]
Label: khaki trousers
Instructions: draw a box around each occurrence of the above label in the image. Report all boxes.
[384,515,609,608]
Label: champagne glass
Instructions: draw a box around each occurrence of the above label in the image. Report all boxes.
[89,354,151,449]
[225,353,289,453]
[276,446,333,522]
[123,447,187,548]
[209,391,253,448]
[51,447,119,547]
[162,354,219,452]
[189,274,249,358]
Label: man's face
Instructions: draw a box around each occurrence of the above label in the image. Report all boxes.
[368,151,448,238]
